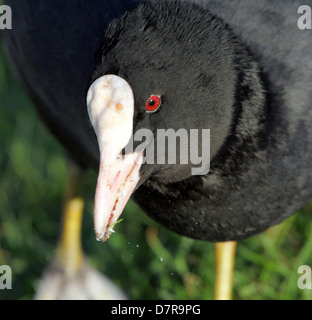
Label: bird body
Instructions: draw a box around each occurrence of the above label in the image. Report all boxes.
[3,0,312,242]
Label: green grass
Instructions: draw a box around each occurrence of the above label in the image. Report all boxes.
[0,40,312,300]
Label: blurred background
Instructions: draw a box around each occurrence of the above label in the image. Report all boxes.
[0,35,312,300]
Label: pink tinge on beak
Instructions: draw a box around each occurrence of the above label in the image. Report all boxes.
[86,75,143,242]
[94,152,143,242]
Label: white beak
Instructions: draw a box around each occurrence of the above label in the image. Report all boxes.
[87,75,144,242]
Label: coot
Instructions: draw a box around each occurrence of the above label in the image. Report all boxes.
[3,0,312,299]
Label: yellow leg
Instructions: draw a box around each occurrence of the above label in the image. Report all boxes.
[214,241,237,300]
[56,163,84,277]
[35,162,127,300]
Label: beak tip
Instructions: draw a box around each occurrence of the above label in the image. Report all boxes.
[96,230,110,243]
[93,151,144,243]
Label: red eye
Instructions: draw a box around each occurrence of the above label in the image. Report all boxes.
[146,95,161,113]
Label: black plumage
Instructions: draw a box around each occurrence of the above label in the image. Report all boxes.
[3,0,312,242]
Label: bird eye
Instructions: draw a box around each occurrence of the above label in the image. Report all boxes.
[146,95,161,113]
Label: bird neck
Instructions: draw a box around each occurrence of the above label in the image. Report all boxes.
[210,42,269,171]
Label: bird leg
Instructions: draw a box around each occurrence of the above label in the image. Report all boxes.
[214,241,237,300]
[35,162,128,299]
[56,163,84,277]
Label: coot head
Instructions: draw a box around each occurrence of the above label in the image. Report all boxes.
[86,1,265,241]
